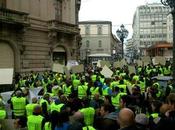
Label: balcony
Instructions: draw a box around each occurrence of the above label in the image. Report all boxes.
[0,8,29,26]
[48,20,80,34]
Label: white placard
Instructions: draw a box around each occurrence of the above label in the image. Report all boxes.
[71,64,84,73]
[100,65,113,78]
[128,66,136,74]
[113,61,122,68]
[0,91,13,103]
[136,60,143,66]
[66,60,79,70]
[142,56,151,65]
[153,56,166,65]
[0,68,13,85]
[52,63,64,73]
[0,87,43,104]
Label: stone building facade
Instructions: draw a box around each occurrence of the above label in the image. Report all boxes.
[79,21,121,63]
[0,0,81,73]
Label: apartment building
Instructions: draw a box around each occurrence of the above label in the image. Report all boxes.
[132,3,171,56]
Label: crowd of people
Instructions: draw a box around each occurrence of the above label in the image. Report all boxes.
[0,61,175,130]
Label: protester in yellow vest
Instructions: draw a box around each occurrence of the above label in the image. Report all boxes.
[149,100,162,130]
[50,99,65,112]
[111,87,121,109]
[25,97,38,116]
[78,82,88,99]
[90,84,100,99]
[62,80,72,97]
[27,105,45,130]
[79,98,95,126]
[10,90,28,118]
[0,98,7,119]
[163,65,171,76]
[39,93,50,120]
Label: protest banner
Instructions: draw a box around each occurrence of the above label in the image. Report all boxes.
[100,60,111,68]
[136,60,143,66]
[52,63,64,73]
[153,56,166,65]
[100,65,113,78]
[0,68,13,85]
[128,65,136,74]
[113,61,122,68]
[71,64,84,73]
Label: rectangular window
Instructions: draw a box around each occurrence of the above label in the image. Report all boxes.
[151,21,155,25]
[86,40,89,48]
[98,40,102,47]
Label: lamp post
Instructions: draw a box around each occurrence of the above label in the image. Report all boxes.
[116,24,129,59]
[86,49,90,64]
[112,48,116,61]
[161,0,175,79]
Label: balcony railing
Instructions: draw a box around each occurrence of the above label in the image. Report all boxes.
[48,20,79,34]
[0,8,29,26]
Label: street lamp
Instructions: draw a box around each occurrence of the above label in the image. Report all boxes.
[161,0,175,79]
[86,49,90,64]
[116,24,129,59]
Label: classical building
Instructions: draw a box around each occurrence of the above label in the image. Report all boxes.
[132,3,171,56]
[79,21,121,63]
[0,0,81,73]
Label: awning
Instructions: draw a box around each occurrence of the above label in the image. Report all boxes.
[88,53,111,57]
[53,47,65,52]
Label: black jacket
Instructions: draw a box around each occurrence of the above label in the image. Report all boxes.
[156,110,175,130]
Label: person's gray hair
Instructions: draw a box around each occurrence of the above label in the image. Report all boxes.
[135,113,149,125]
[15,90,22,97]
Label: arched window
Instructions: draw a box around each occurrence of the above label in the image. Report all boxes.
[85,25,90,35]
[0,0,6,8]
[97,25,102,35]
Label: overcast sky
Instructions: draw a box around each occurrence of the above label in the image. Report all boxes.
[79,0,161,39]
